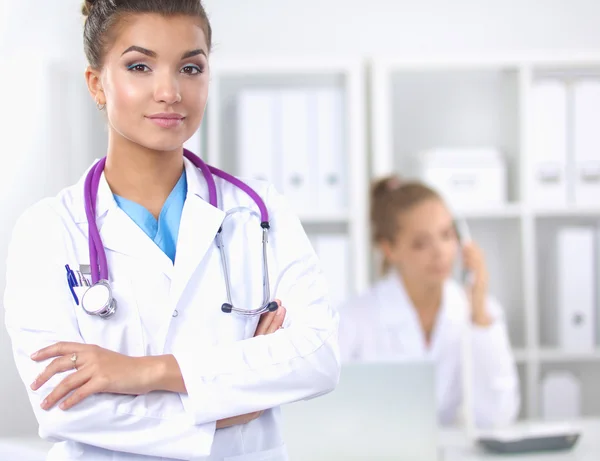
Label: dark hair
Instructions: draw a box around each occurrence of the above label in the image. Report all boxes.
[81,0,212,69]
[371,175,442,273]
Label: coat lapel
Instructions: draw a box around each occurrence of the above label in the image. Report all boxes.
[90,171,175,280]
[169,158,225,310]
[73,158,226,351]
[382,272,429,356]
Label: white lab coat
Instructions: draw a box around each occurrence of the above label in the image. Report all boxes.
[3,158,340,461]
[339,272,519,428]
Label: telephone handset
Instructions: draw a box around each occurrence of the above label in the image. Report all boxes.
[454,218,475,286]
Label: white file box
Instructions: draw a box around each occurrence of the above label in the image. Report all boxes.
[530,80,568,207]
[311,234,351,309]
[541,370,582,421]
[415,147,506,210]
[556,227,596,351]
[573,80,600,206]
[236,89,281,190]
[313,87,346,213]
[280,89,316,215]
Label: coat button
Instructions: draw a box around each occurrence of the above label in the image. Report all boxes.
[172,310,179,318]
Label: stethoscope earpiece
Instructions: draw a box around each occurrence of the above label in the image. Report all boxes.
[221,303,233,313]
[267,301,279,312]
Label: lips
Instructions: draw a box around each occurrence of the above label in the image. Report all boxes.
[148,113,184,120]
[146,113,185,128]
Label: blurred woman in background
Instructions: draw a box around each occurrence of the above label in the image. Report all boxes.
[339,175,520,428]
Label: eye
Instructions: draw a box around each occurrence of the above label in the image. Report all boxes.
[181,64,203,75]
[442,228,456,240]
[127,63,151,72]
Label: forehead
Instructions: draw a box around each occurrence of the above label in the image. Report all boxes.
[109,13,208,56]
[401,199,453,232]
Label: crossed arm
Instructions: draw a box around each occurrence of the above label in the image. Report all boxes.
[30,303,286,428]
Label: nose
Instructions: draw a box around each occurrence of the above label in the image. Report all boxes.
[154,70,181,105]
[431,239,445,258]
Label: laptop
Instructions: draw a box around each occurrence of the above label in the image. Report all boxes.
[281,360,440,461]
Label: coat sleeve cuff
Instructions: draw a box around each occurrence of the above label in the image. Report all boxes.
[176,346,218,426]
[189,423,217,460]
[470,322,517,388]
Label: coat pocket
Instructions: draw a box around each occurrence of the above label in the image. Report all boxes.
[72,278,145,356]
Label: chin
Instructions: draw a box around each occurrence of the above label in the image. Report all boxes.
[424,270,450,285]
[118,127,186,153]
[138,138,186,153]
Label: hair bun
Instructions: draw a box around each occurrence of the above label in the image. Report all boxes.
[383,176,403,190]
[81,0,96,17]
[371,174,403,200]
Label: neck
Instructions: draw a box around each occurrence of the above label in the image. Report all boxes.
[104,136,184,219]
[398,271,443,312]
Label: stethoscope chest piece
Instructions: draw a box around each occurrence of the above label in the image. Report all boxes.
[81,280,117,319]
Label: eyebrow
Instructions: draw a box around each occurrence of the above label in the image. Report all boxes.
[121,46,206,59]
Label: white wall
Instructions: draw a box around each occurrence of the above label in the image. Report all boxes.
[2,0,600,438]
[202,0,600,57]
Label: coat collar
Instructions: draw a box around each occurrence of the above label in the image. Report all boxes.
[71,157,225,285]
[71,156,217,222]
[376,270,456,354]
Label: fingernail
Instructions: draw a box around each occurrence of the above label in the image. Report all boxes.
[59,402,66,410]
[30,351,38,359]
[41,399,48,409]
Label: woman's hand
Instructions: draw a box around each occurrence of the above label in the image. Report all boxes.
[215,299,287,429]
[462,242,492,327]
[253,299,286,336]
[30,343,159,411]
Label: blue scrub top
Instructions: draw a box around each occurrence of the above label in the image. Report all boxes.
[114,172,187,263]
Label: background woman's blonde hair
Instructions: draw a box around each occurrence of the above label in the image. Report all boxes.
[370,175,441,273]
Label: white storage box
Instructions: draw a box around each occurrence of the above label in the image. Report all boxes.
[414,148,507,210]
[541,371,582,421]
[556,226,596,351]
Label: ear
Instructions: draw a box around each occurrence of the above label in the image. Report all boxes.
[84,66,105,106]
[378,239,395,264]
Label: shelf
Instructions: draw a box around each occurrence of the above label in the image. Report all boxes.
[534,207,600,218]
[371,52,600,71]
[511,349,600,363]
[369,54,600,420]
[514,348,529,363]
[458,204,523,219]
[538,349,600,362]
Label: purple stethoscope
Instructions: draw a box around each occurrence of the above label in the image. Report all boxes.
[80,149,279,319]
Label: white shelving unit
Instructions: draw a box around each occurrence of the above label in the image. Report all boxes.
[369,53,600,421]
[204,56,370,301]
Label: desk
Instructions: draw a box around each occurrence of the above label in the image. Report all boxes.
[0,437,51,461]
[1,421,599,460]
[441,419,600,461]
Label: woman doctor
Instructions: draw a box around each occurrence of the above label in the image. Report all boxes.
[339,175,519,428]
[3,1,339,460]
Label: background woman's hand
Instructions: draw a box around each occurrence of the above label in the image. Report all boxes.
[462,242,488,291]
[216,299,287,429]
[30,342,159,411]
